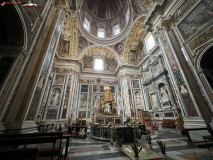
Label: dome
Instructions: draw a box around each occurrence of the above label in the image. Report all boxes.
[85,0,126,20]
[77,0,133,45]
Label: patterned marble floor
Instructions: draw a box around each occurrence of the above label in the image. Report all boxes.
[64,128,213,160]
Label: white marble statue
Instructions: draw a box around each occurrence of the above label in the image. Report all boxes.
[94,95,100,109]
[135,92,142,106]
[51,90,60,105]
[160,87,169,103]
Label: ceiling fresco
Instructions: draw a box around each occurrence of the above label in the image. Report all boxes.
[56,0,157,71]
[85,0,126,19]
[123,16,146,65]
[79,46,121,65]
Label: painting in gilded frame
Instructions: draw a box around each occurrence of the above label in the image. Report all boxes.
[62,39,70,54]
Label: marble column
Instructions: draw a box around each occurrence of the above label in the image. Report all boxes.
[119,76,131,118]
[158,30,211,128]
[4,8,63,133]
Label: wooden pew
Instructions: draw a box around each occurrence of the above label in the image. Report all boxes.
[0,148,39,160]
[0,136,57,160]
[0,132,65,159]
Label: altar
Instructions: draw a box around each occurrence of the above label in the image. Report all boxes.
[92,86,122,126]
[96,115,123,126]
[91,86,135,143]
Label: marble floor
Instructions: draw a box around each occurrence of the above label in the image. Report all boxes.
[64,128,213,160]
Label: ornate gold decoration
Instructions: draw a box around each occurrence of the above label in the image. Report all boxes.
[139,0,156,11]
[123,17,146,64]
[79,46,120,64]
[36,114,41,126]
[58,11,78,59]
[175,113,184,130]
[98,86,117,115]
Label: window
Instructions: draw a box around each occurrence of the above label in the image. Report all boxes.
[145,34,156,51]
[84,18,90,32]
[97,28,105,38]
[94,58,104,70]
[126,8,130,24]
[113,24,120,36]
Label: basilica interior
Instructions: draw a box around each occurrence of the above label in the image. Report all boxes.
[0,0,213,159]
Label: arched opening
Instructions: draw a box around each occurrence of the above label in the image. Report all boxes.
[200,46,213,91]
[0,4,24,47]
[0,4,24,89]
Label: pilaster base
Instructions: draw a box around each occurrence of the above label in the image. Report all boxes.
[184,118,207,129]
[0,122,6,134]
[4,121,38,134]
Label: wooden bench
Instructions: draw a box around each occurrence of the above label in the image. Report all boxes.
[0,148,39,160]
[0,136,57,160]
[0,132,64,159]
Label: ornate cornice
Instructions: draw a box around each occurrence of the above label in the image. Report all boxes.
[124,17,146,64]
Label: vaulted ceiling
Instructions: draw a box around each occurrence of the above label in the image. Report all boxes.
[56,0,157,72]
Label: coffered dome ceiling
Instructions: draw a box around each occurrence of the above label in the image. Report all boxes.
[58,0,158,73]
[85,0,126,20]
[77,0,133,45]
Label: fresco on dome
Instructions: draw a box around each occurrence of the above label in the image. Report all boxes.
[109,0,119,18]
[97,2,107,19]
[62,39,70,54]
[114,43,124,55]
[78,36,88,51]
[129,50,137,61]
[177,0,213,40]
[131,0,147,14]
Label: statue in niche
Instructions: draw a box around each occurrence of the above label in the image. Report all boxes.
[135,92,142,106]
[94,95,101,109]
[50,89,60,105]
[160,87,169,103]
